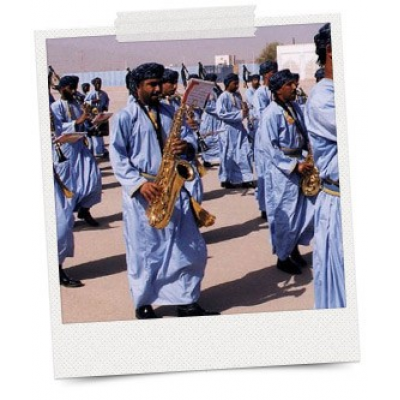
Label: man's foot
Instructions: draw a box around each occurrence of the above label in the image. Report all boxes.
[221,181,235,189]
[77,208,100,227]
[59,267,84,288]
[176,303,220,317]
[277,258,302,275]
[260,211,267,220]
[290,246,308,267]
[241,181,256,189]
[135,305,162,319]
[203,161,212,168]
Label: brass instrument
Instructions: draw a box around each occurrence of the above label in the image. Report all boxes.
[301,152,321,197]
[146,102,215,229]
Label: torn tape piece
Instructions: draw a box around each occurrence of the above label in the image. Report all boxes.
[115,5,256,42]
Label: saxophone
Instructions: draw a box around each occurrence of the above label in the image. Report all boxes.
[301,152,321,197]
[146,103,215,229]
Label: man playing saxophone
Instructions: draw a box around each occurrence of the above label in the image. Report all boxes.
[110,63,219,319]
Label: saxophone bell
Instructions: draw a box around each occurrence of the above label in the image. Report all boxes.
[301,154,321,197]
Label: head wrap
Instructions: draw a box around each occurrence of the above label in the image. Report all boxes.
[314,67,325,80]
[91,77,101,85]
[259,60,278,76]
[250,74,260,81]
[132,63,165,84]
[269,69,295,93]
[55,75,76,90]
[292,73,300,81]
[81,82,90,92]
[314,23,331,65]
[204,73,218,82]
[223,73,239,87]
[162,69,179,83]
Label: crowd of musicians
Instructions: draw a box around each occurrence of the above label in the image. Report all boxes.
[49,23,345,319]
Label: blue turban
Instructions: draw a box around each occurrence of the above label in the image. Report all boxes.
[259,60,278,76]
[268,69,295,93]
[314,23,331,65]
[223,73,239,87]
[204,73,218,82]
[132,63,165,84]
[163,69,179,83]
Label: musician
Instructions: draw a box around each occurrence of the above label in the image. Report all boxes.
[51,75,102,227]
[292,73,308,109]
[216,73,254,188]
[199,73,223,167]
[253,61,278,219]
[258,69,315,275]
[84,77,110,159]
[161,68,204,204]
[109,62,219,319]
[81,82,90,96]
[245,74,261,144]
[305,23,345,308]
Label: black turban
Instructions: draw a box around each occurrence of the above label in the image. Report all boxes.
[314,23,331,65]
[162,69,179,83]
[204,73,218,82]
[91,77,101,85]
[249,74,260,81]
[223,73,239,87]
[132,63,165,84]
[269,69,295,93]
[55,75,76,90]
[259,60,278,76]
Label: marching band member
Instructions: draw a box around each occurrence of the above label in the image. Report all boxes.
[216,73,254,189]
[305,23,346,308]
[110,63,219,319]
[51,75,102,227]
[258,69,315,275]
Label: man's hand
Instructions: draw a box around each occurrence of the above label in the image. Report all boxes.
[171,139,189,156]
[296,161,313,175]
[140,182,161,203]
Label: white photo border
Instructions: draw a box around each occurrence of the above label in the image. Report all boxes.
[35,10,359,379]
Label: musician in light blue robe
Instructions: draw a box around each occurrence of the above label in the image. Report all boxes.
[199,73,223,166]
[110,63,218,319]
[259,69,315,275]
[160,68,204,203]
[244,74,260,144]
[84,77,110,157]
[305,23,345,309]
[51,76,102,226]
[253,61,278,217]
[216,73,254,188]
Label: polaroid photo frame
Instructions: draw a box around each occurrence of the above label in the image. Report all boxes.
[35,6,359,378]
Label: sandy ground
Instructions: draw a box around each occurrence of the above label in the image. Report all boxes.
[59,86,314,323]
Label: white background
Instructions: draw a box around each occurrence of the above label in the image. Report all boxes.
[1,0,398,398]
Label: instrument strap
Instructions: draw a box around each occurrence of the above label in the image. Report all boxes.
[137,100,164,154]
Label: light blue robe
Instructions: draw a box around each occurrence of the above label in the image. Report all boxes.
[259,101,315,260]
[109,100,207,308]
[216,91,253,185]
[53,159,75,264]
[305,78,345,309]
[84,89,110,156]
[161,96,204,203]
[199,87,222,164]
[51,99,102,212]
[253,86,273,212]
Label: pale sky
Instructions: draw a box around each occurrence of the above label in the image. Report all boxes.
[46,23,323,74]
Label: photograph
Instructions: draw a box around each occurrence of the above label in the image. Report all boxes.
[45,21,344,324]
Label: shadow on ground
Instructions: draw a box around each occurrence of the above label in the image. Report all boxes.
[202,216,268,244]
[65,253,127,280]
[156,252,313,317]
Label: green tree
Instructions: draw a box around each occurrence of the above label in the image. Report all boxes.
[256,42,281,63]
